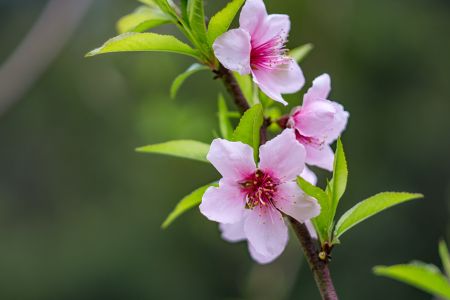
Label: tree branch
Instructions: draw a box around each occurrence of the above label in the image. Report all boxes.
[289,217,338,300]
[214,64,249,113]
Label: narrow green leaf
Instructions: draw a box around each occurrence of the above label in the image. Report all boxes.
[170,63,208,98]
[136,140,210,162]
[226,111,241,118]
[207,0,245,45]
[334,192,423,238]
[180,0,189,21]
[162,183,217,228]
[374,263,450,299]
[232,104,263,160]
[233,72,253,104]
[290,43,314,63]
[439,240,450,278]
[297,176,331,242]
[116,6,172,34]
[149,0,175,16]
[86,32,200,59]
[329,138,348,221]
[188,0,208,48]
[217,94,234,139]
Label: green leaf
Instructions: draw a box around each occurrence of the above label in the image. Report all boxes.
[188,0,208,48]
[180,0,189,21]
[232,104,263,161]
[266,107,281,132]
[334,192,423,238]
[233,72,253,104]
[439,240,450,278]
[116,6,172,34]
[170,63,208,98]
[86,32,200,59]
[290,43,314,63]
[136,140,210,162]
[217,94,234,139]
[329,138,348,221]
[374,263,450,299]
[149,0,176,16]
[162,183,217,228]
[297,177,332,242]
[207,0,245,45]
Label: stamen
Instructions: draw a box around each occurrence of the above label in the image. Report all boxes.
[250,34,291,71]
[239,170,279,209]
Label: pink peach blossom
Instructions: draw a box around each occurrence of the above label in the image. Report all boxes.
[289,74,349,171]
[213,0,304,105]
[200,129,320,264]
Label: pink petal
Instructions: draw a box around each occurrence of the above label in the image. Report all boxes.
[248,243,277,264]
[294,99,336,138]
[252,14,290,46]
[207,138,256,180]
[274,182,321,223]
[252,59,304,105]
[219,219,246,242]
[239,0,267,38]
[213,28,252,75]
[303,73,331,106]
[244,206,288,259]
[325,102,349,143]
[304,143,334,171]
[199,180,246,224]
[305,220,318,240]
[259,129,306,182]
[263,14,290,41]
[301,166,317,185]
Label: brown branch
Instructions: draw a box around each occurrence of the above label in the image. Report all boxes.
[214,64,250,113]
[289,217,338,300]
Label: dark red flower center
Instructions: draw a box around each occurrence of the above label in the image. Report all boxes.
[250,36,290,71]
[239,169,279,209]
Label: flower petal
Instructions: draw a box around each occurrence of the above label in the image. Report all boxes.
[252,59,304,105]
[301,166,317,185]
[264,14,290,41]
[244,206,288,259]
[303,73,331,106]
[213,28,252,75]
[219,219,246,242]
[259,128,306,181]
[274,181,321,223]
[325,102,349,143]
[293,99,336,138]
[248,243,277,264]
[207,138,256,180]
[252,14,290,46]
[200,180,246,224]
[305,220,318,240]
[304,143,334,171]
[239,0,267,37]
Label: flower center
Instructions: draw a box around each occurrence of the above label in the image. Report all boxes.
[250,35,291,71]
[239,169,279,209]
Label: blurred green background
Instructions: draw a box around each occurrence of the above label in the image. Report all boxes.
[0,0,449,299]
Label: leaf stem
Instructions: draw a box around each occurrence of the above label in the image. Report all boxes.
[215,65,339,300]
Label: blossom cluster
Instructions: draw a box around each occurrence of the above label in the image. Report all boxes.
[200,0,349,263]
